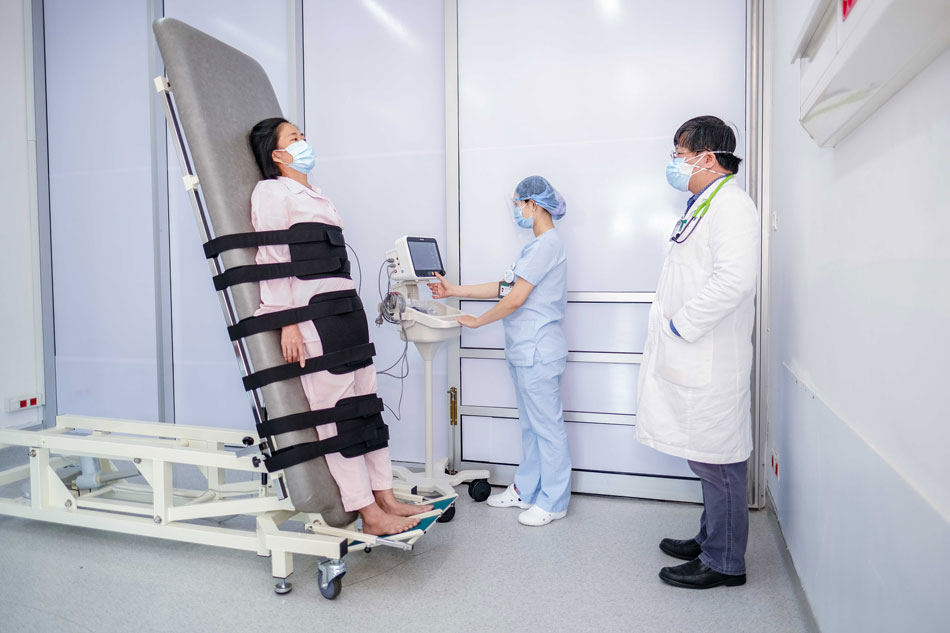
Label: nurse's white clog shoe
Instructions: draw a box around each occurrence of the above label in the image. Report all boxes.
[517,505,567,527]
[486,484,532,509]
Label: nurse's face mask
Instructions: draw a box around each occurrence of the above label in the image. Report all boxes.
[512,199,535,229]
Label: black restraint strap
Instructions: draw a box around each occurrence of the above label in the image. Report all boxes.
[256,394,384,438]
[203,223,345,259]
[242,343,376,391]
[212,258,350,291]
[262,416,390,473]
[227,290,362,341]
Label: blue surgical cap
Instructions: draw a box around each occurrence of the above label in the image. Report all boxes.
[515,175,566,220]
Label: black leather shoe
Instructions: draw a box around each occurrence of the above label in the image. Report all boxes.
[658,558,746,589]
[659,538,702,561]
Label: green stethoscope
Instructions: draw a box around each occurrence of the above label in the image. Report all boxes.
[670,174,734,244]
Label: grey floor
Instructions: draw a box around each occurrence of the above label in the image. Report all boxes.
[0,453,818,633]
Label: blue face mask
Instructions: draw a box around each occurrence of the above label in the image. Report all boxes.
[276,140,316,174]
[513,202,534,229]
[666,156,695,192]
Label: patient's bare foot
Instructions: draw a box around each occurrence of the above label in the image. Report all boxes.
[360,502,420,536]
[374,488,434,517]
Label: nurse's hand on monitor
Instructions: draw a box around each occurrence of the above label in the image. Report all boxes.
[427,272,458,299]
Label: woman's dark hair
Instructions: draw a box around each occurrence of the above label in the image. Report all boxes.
[249,117,290,180]
[673,115,743,174]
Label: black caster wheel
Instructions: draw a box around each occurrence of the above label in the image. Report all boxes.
[468,478,491,502]
[317,569,344,600]
[436,504,456,523]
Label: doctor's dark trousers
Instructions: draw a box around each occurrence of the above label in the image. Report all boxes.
[687,459,749,575]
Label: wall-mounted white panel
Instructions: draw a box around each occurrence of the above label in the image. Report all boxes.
[46,0,159,420]
[457,0,747,292]
[0,0,43,428]
[456,0,746,493]
[462,415,694,478]
[162,0,294,428]
[461,358,638,415]
[460,300,651,353]
[304,0,445,462]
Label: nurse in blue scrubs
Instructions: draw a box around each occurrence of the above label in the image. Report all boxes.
[428,176,570,527]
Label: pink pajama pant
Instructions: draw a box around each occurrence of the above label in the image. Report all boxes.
[300,339,393,512]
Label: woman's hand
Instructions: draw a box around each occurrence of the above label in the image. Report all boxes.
[456,315,480,329]
[427,273,458,300]
[281,324,307,367]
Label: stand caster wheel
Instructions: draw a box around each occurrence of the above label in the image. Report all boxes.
[436,504,456,523]
[468,478,491,502]
[317,569,344,600]
[274,579,293,595]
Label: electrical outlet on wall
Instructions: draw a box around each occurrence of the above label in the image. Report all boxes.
[7,394,44,413]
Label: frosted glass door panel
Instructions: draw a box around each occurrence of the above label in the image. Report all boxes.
[462,415,694,478]
[461,358,638,415]
[456,1,747,493]
[304,0,445,462]
[460,300,651,353]
[457,0,746,291]
[46,0,159,420]
[163,1,293,428]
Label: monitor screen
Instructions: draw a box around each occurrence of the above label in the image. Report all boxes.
[407,238,444,277]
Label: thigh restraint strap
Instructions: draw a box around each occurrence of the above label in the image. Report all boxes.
[256,394,384,438]
[262,397,390,472]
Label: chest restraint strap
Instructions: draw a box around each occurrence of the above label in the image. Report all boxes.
[207,222,351,291]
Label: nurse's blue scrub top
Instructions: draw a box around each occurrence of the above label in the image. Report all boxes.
[503,228,568,367]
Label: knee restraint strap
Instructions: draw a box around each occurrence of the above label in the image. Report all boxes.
[256,394,384,438]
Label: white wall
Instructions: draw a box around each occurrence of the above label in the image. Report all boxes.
[0,0,44,429]
[302,0,447,463]
[766,2,950,631]
[45,0,161,421]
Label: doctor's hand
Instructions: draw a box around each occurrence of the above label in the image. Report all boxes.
[456,315,480,329]
[427,273,457,300]
[281,324,307,368]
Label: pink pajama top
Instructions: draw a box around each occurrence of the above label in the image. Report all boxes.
[250,176,353,342]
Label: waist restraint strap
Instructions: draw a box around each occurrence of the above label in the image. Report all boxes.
[262,398,390,472]
[242,343,375,391]
[257,393,384,438]
[227,290,362,341]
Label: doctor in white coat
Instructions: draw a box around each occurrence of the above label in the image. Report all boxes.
[637,115,759,589]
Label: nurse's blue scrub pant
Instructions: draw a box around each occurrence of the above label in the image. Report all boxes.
[508,355,571,513]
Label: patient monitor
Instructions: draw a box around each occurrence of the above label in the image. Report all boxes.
[378,237,491,503]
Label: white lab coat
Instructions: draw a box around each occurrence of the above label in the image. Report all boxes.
[636,177,760,464]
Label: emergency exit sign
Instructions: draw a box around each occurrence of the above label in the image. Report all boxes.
[842,0,858,20]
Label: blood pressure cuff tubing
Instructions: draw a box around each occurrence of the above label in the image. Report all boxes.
[241,289,375,390]
[261,395,390,472]
[207,222,351,290]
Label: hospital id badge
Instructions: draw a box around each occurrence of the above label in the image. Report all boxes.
[498,281,513,298]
